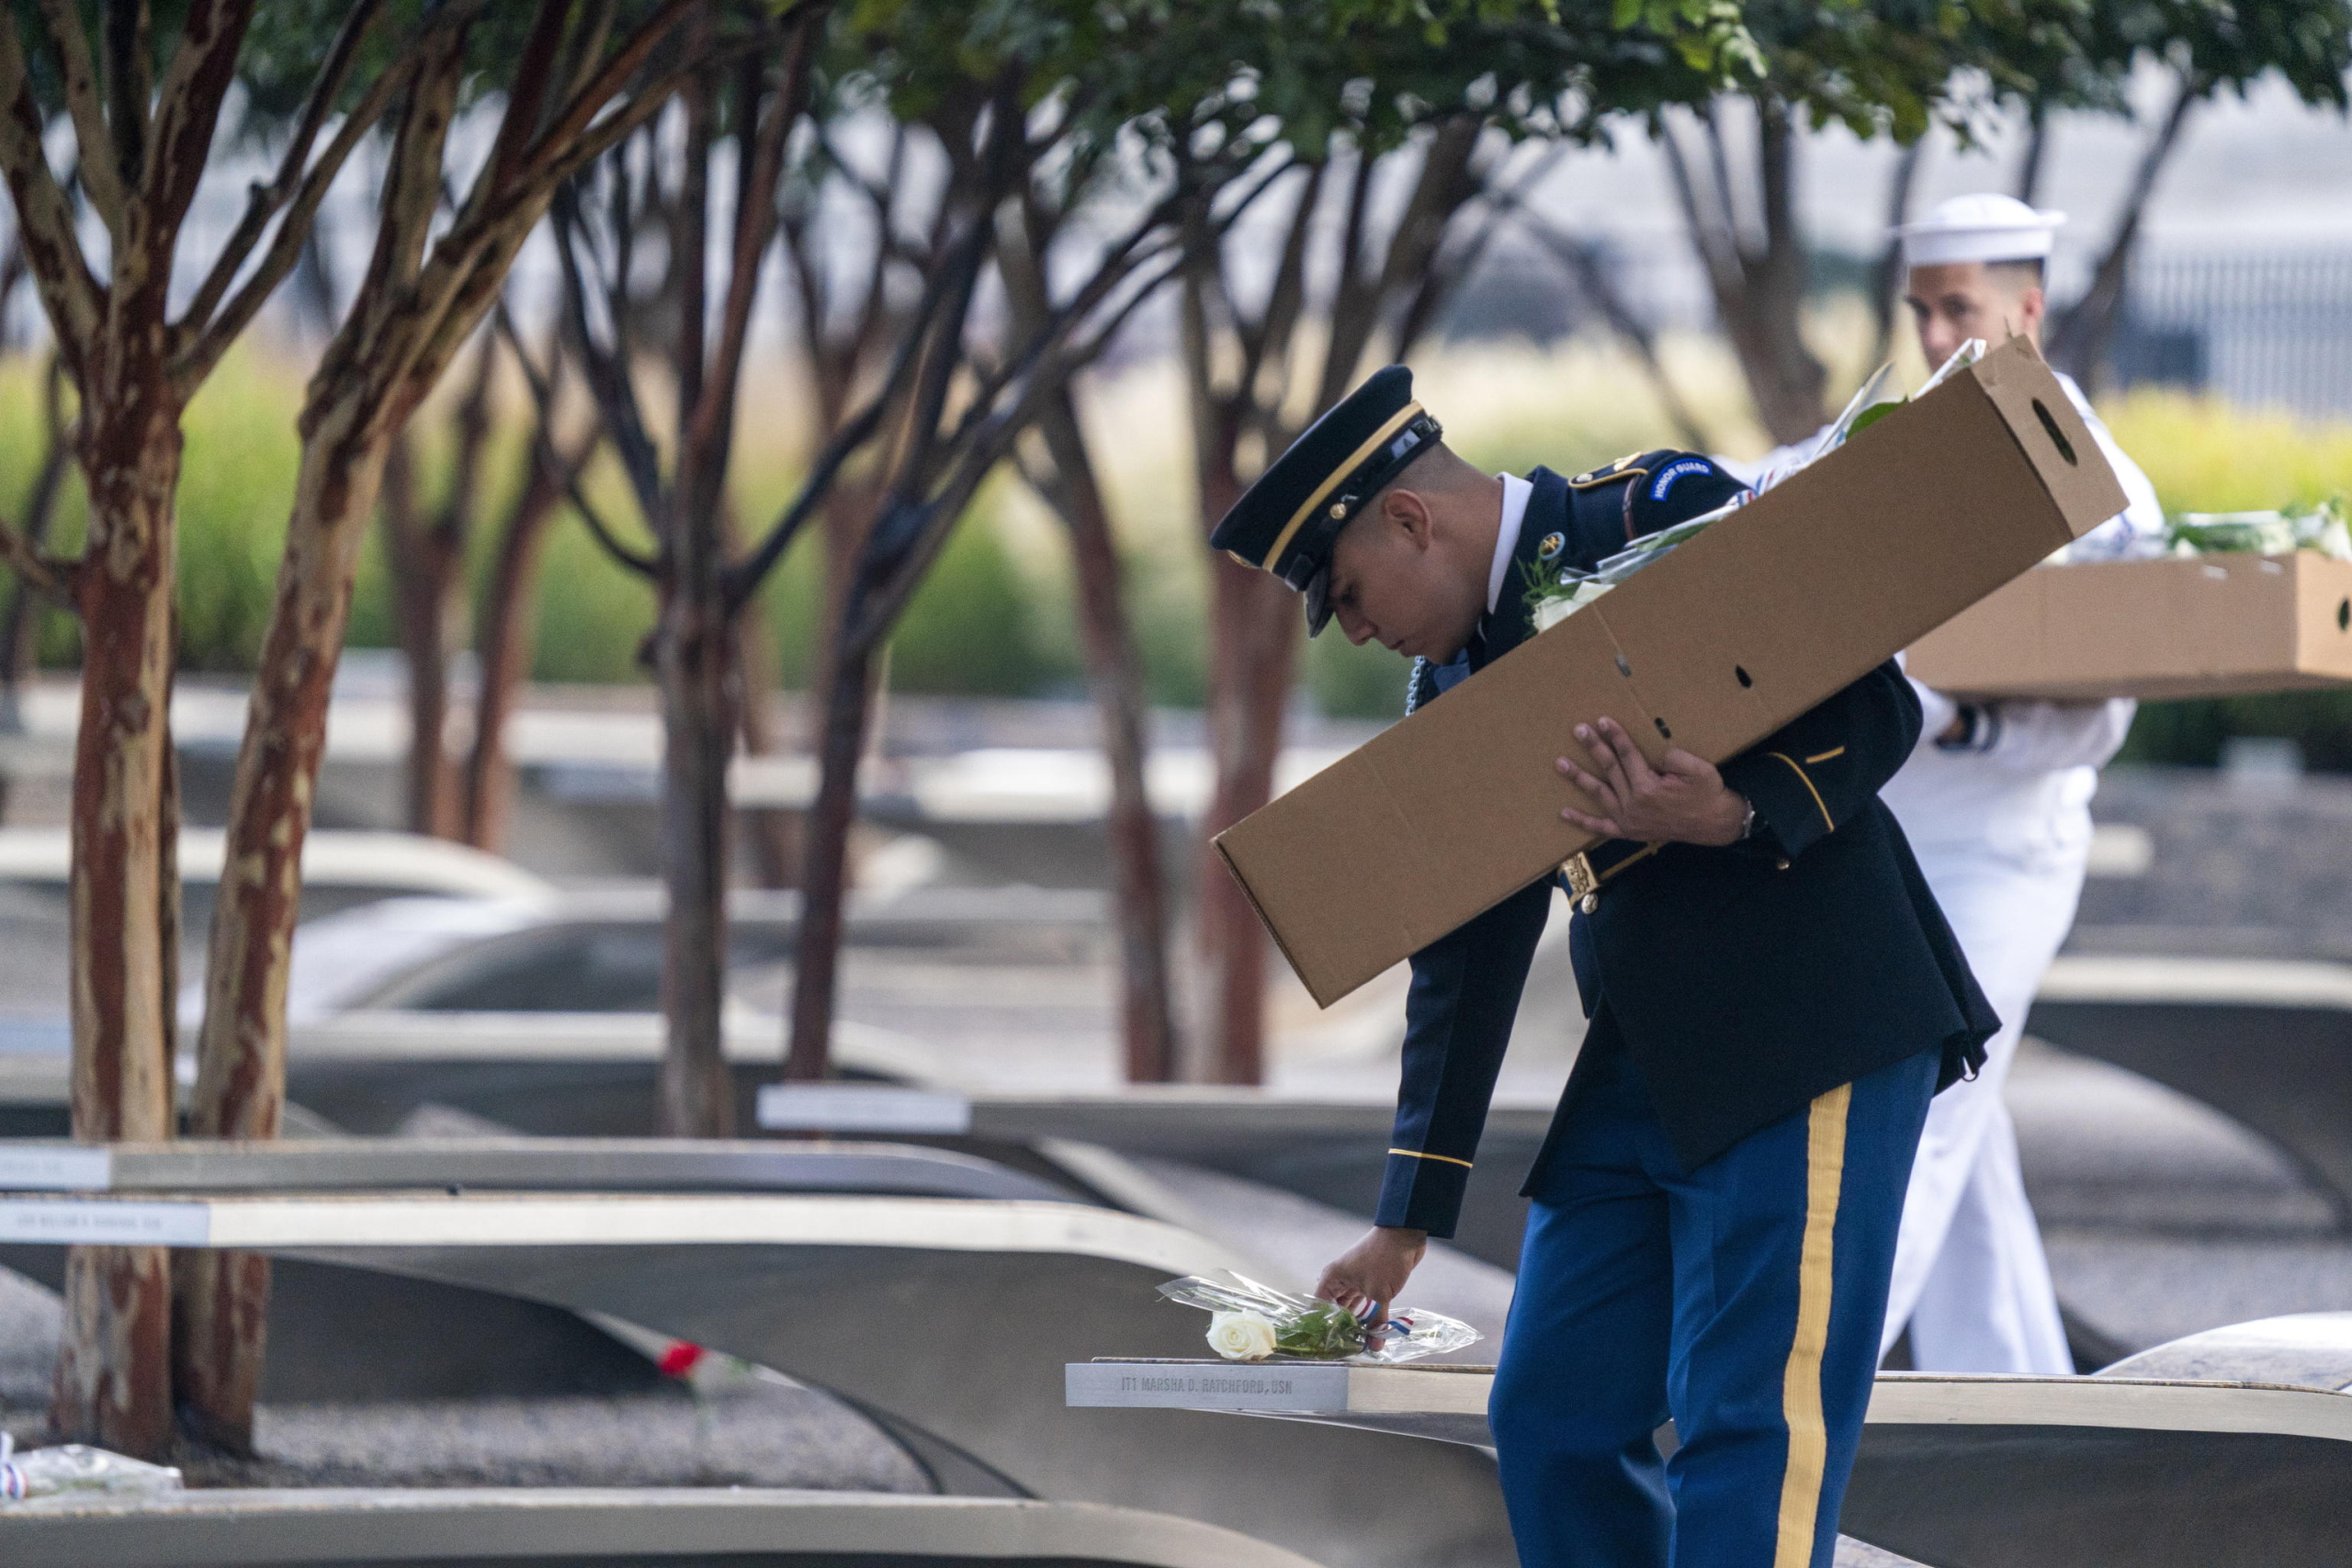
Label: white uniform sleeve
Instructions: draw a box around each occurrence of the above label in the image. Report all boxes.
[1896,669,2133,773]
[2053,373,2166,560]
[1939,693,2137,773]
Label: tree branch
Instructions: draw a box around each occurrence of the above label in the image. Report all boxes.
[141,0,254,235]
[480,0,576,195]
[171,16,425,388]
[101,0,150,195]
[516,0,711,179]
[681,11,816,525]
[493,300,654,581]
[0,508,77,605]
[32,0,124,240]
[0,20,105,366]
[722,380,886,611]
[175,0,401,342]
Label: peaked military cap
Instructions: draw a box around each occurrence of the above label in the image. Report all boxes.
[1208,365,1443,636]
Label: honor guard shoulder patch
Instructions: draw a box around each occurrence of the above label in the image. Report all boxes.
[1649,457,1717,502]
[1537,531,1566,561]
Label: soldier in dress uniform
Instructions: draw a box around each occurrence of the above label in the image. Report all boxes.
[1208,365,1998,1568]
[1732,194,2166,1375]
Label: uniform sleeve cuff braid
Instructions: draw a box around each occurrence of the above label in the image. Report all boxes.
[1374,1149,1471,1237]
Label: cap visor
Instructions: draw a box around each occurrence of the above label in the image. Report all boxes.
[1303,562,1334,637]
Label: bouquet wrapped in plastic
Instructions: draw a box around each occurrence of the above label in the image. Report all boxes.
[1159,1271,1481,1365]
[2167,500,2351,561]
[0,1434,183,1504]
[1526,344,1989,633]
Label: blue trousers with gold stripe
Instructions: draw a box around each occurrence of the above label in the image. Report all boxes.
[1491,1039,1938,1568]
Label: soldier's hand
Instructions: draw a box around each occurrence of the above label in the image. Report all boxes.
[1557,716,1748,847]
[1317,1225,1428,1325]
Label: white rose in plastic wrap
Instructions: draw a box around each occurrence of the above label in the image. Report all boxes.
[1206,1310,1279,1361]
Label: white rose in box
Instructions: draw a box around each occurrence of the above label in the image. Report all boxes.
[1206,1310,1280,1361]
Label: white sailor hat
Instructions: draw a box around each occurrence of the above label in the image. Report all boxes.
[1894,193,2065,266]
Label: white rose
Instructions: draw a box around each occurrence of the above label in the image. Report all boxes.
[1206,1310,1279,1361]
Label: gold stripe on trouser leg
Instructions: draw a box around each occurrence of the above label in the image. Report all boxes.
[1772,1082,1851,1568]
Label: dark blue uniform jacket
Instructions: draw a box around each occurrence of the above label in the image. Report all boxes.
[1375,461,1998,1238]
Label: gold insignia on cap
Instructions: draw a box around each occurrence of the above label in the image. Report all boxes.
[1261,402,1424,573]
[1329,502,1347,519]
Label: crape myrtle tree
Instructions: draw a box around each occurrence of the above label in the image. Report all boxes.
[381,315,606,852]
[1651,0,2006,445]
[540,0,829,1137]
[463,306,602,855]
[379,333,497,839]
[0,0,469,1460]
[2035,0,2352,386]
[999,213,1183,1083]
[1181,0,1755,1085]
[184,0,794,1456]
[779,0,1298,1084]
[774,116,927,768]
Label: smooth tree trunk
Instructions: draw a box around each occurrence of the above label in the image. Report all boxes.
[52,366,186,1459]
[1720,103,1824,446]
[383,343,493,840]
[379,434,466,838]
[461,460,566,853]
[1196,548,1295,1085]
[2015,101,2051,207]
[654,513,738,1134]
[2047,73,2202,389]
[1871,140,1927,369]
[732,609,800,889]
[782,636,876,1081]
[720,500,797,888]
[1661,99,1827,446]
[182,401,396,1452]
[1034,393,1179,1082]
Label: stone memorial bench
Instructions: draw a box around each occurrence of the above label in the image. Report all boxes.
[2033,953,2352,1224]
[759,1084,1557,1274]
[0,1487,1322,1568]
[1071,1310,2352,1568]
[0,1188,1513,1568]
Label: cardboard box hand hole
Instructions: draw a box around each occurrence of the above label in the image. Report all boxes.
[2337,597,2347,633]
[2030,399,2077,466]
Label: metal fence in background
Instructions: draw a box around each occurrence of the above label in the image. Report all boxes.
[1444,236,2352,422]
[2103,248,2352,417]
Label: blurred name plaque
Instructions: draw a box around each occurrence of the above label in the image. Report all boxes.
[755,1084,974,1135]
[0,1145,113,1190]
[0,1197,209,1246]
[1066,1359,1347,1413]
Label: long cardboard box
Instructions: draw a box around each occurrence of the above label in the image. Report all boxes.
[1215,339,2129,1008]
[1905,551,2352,700]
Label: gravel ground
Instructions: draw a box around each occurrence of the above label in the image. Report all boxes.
[0,1266,924,1493]
[0,1382,927,1494]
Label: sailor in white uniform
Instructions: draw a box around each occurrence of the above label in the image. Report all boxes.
[1731,194,2166,1374]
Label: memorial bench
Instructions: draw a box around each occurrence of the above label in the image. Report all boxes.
[0,1486,1325,1568]
[0,1188,1515,1568]
[1070,1310,2352,1568]
[2032,953,2352,1224]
